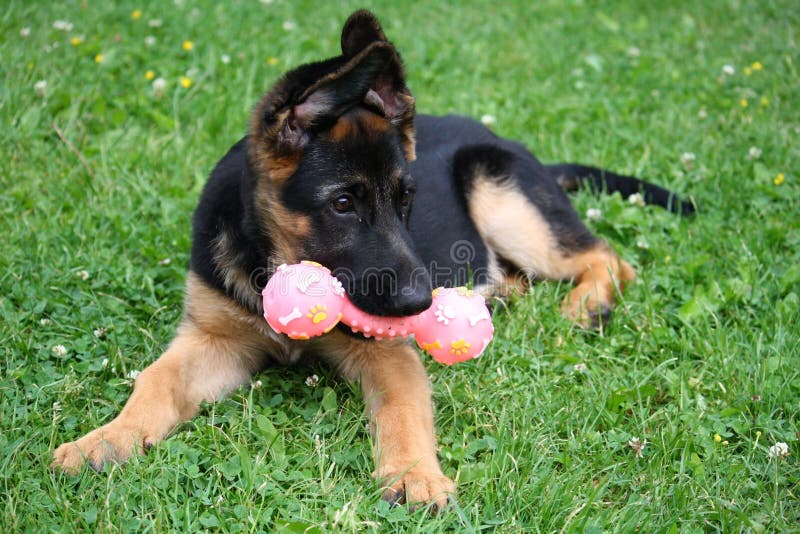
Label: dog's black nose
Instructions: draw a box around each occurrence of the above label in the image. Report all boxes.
[389,285,433,316]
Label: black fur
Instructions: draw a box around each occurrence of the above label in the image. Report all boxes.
[189,12,693,319]
[547,163,695,215]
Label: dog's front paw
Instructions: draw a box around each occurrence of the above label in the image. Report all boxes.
[377,465,456,512]
[561,283,614,329]
[52,423,154,475]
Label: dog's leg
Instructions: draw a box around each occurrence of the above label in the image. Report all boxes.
[462,155,636,327]
[52,273,269,474]
[322,333,454,510]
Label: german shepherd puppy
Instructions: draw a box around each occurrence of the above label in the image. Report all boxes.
[53,10,693,509]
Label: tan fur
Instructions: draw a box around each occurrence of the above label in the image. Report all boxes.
[469,176,571,280]
[51,273,290,474]
[248,105,303,186]
[211,230,264,312]
[395,92,416,161]
[560,246,636,326]
[318,331,454,508]
[468,174,635,327]
[327,108,391,142]
[52,273,453,507]
[252,178,309,266]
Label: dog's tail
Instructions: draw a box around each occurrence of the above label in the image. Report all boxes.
[547,163,695,215]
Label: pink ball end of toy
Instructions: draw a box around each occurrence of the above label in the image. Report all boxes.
[414,287,494,365]
[262,262,345,340]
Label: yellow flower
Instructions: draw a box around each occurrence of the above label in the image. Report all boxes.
[131,9,142,20]
[182,40,194,52]
[180,76,192,88]
[760,96,769,107]
[70,36,83,46]
[751,61,762,71]
[773,173,785,186]
[740,98,748,108]
[743,66,752,76]
[267,56,279,65]
[714,434,722,443]
[94,53,104,64]
[145,70,155,81]
[722,440,729,446]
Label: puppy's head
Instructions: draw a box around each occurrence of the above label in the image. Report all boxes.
[250,10,431,317]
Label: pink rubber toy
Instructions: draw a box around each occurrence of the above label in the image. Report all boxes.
[262,262,345,340]
[414,287,494,365]
[262,262,494,364]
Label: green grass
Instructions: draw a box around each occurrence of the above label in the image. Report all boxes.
[2,0,799,531]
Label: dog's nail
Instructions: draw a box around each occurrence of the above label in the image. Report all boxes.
[88,459,103,473]
[381,487,405,506]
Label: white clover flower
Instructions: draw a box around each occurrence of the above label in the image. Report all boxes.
[34,80,47,97]
[722,64,735,76]
[148,19,163,28]
[680,152,696,167]
[748,146,762,159]
[53,20,74,31]
[144,35,156,47]
[101,358,109,369]
[768,442,790,459]
[20,27,31,38]
[628,193,645,206]
[52,345,67,356]
[252,379,262,389]
[158,257,171,265]
[76,270,90,280]
[152,77,167,99]
[52,401,62,414]
[260,0,274,4]
[93,327,107,338]
[305,374,319,387]
[221,54,231,64]
[627,46,641,58]
[282,20,296,31]
[126,369,141,380]
[574,363,588,373]
[636,240,650,250]
[585,208,602,221]
[40,318,51,326]
[628,437,646,458]
[480,114,497,127]
[698,108,708,119]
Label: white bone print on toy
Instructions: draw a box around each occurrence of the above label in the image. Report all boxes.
[278,307,303,326]
[434,304,457,325]
[296,271,322,294]
[468,310,491,326]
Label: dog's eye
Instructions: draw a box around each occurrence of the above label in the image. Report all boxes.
[332,195,355,213]
[400,189,414,209]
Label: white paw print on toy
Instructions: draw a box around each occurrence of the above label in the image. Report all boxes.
[434,304,457,325]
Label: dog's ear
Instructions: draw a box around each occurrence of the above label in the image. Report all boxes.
[341,10,387,58]
[249,14,416,181]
